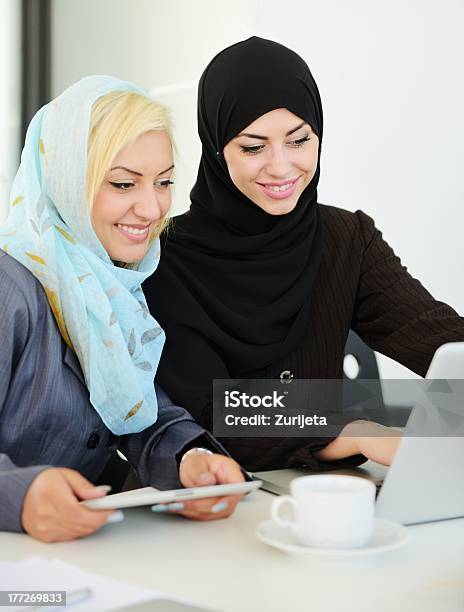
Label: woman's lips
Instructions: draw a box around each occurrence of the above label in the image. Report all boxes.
[257,177,299,200]
[115,223,150,243]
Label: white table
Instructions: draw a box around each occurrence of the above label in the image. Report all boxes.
[1,478,463,612]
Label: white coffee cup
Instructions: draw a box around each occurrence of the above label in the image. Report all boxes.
[271,474,376,549]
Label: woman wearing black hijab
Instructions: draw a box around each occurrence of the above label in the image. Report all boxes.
[144,37,464,472]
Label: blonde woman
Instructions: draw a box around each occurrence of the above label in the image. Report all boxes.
[0,76,244,542]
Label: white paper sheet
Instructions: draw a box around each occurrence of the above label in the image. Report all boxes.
[0,557,162,611]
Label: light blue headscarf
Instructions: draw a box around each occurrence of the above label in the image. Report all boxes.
[0,76,166,435]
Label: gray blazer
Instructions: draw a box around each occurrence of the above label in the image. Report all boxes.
[0,250,225,533]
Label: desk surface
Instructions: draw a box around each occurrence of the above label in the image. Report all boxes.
[1,471,463,612]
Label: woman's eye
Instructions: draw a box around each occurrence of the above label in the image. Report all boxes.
[110,182,134,191]
[240,144,265,155]
[289,135,311,147]
[155,179,174,190]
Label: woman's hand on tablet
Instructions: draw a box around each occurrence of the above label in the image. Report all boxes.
[175,453,245,520]
[21,467,119,542]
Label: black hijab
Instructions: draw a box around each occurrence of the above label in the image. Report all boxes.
[145,37,325,419]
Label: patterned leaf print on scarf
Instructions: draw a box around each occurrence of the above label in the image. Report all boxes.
[135,361,151,371]
[11,196,23,207]
[124,399,143,421]
[30,219,40,236]
[55,226,76,244]
[25,252,46,265]
[141,328,162,346]
[128,329,136,356]
[137,303,149,319]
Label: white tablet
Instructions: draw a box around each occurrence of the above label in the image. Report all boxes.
[81,480,262,510]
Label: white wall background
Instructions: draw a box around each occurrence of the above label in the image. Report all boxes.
[0,0,21,223]
[13,0,464,381]
[50,0,255,221]
[252,0,464,382]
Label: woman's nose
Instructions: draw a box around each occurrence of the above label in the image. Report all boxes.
[266,147,292,177]
[134,189,165,221]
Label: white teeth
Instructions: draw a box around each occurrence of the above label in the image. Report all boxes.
[117,224,149,236]
[266,183,293,192]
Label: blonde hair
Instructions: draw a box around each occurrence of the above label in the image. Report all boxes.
[86,90,174,242]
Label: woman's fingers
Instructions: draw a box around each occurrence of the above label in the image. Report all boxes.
[52,470,116,531]
[21,467,117,542]
[154,452,247,521]
[178,492,243,519]
[179,453,217,488]
[180,452,245,488]
[151,452,247,519]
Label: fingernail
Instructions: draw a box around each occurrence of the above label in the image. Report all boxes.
[198,472,214,484]
[151,504,168,513]
[151,502,185,513]
[96,485,112,493]
[212,501,228,513]
[106,510,124,523]
[166,502,184,511]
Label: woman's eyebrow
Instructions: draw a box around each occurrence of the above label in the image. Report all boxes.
[157,164,175,176]
[109,164,175,177]
[110,165,143,176]
[286,121,308,136]
[237,121,308,140]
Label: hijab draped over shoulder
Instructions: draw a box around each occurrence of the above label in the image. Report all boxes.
[0,76,165,435]
[145,37,324,424]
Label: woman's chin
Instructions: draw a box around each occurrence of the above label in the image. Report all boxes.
[108,247,148,265]
[256,199,299,216]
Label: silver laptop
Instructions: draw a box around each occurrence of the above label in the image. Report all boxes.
[255,342,464,525]
[426,341,464,378]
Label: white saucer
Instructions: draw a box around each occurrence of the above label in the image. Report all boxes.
[256,518,408,556]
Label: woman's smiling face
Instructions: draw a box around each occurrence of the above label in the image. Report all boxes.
[91,130,173,263]
[223,108,319,216]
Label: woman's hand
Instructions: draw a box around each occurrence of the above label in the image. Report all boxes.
[314,420,402,466]
[348,420,403,466]
[21,467,119,542]
[158,452,245,521]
